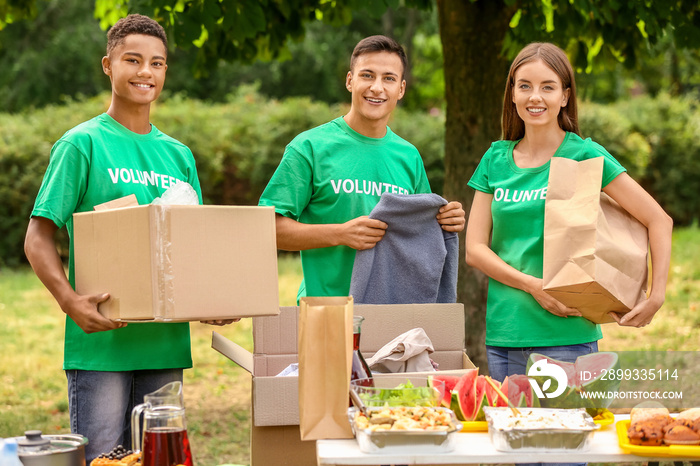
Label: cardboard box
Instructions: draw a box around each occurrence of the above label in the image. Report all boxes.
[212,303,474,465]
[73,203,280,321]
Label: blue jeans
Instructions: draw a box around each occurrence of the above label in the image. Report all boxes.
[66,369,183,464]
[486,341,598,466]
[486,341,599,383]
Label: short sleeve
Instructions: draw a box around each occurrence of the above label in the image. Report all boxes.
[31,139,90,228]
[586,140,626,187]
[415,155,432,194]
[467,144,496,194]
[185,148,204,205]
[258,144,314,220]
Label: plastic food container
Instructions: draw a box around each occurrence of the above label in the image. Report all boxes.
[350,376,444,408]
[348,406,462,454]
[483,407,599,452]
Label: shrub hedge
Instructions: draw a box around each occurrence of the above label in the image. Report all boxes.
[1,89,697,266]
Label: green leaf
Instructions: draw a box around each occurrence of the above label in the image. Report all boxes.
[542,0,554,33]
[509,9,522,29]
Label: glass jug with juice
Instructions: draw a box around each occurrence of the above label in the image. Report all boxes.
[131,381,192,466]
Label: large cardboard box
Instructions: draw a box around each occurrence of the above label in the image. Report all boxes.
[73,204,280,321]
[212,303,474,466]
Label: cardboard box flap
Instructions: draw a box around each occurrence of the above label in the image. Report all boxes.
[253,306,299,355]
[212,331,254,374]
[358,303,464,352]
[253,376,300,426]
[93,194,139,211]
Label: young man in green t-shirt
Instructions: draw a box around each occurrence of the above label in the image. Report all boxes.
[24,14,230,463]
[259,35,465,299]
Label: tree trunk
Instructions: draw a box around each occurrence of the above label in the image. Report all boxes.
[436,0,515,371]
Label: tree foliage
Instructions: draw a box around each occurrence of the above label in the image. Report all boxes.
[0,1,439,112]
[91,0,432,67]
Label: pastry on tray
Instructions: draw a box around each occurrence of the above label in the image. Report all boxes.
[627,420,666,446]
[627,402,671,446]
[676,407,700,432]
[663,424,700,445]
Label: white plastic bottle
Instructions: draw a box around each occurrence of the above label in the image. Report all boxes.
[0,439,25,466]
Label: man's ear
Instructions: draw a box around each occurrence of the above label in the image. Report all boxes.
[102,56,112,77]
[345,71,353,92]
[398,79,406,100]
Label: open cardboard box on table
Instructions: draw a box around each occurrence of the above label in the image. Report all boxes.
[73,195,280,321]
[212,302,475,466]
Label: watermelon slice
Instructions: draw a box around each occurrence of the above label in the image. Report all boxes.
[430,374,462,408]
[471,376,489,421]
[502,373,538,408]
[481,375,501,407]
[450,368,478,421]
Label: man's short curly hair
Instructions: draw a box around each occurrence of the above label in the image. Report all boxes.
[106,14,168,56]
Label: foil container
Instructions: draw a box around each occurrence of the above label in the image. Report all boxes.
[348,406,462,454]
[483,407,599,452]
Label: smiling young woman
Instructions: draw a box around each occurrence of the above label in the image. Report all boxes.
[464,43,672,401]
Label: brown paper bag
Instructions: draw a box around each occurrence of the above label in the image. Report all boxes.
[543,157,649,324]
[298,296,354,440]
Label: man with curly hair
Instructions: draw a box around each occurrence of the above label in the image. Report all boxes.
[24,14,228,461]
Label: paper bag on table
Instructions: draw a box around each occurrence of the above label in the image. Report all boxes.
[298,296,354,441]
[543,156,649,324]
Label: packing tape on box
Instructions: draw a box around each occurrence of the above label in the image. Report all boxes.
[154,205,175,320]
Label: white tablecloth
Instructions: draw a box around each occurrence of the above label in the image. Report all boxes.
[316,415,690,465]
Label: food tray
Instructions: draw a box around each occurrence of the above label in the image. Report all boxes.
[616,420,700,458]
[348,406,462,454]
[459,410,612,433]
[483,407,599,452]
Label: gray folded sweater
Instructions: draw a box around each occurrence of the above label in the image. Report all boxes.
[349,192,458,304]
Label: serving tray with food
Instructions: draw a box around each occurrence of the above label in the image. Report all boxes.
[348,406,462,454]
[483,407,600,452]
[617,403,700,457]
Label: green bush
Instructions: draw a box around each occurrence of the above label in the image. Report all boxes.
[581,93,700,225]
[619,94,700,226]
[0,97,106,267]
[579,102,651,180]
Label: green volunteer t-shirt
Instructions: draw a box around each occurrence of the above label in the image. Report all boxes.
[32,113,202,371]
[259,117,432,298]
[467,132,626,347]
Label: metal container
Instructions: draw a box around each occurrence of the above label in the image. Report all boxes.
[13,431,88,466]
[348,406,462,454]
[483,407,599,452]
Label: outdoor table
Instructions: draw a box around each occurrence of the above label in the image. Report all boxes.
[316,414,697,465]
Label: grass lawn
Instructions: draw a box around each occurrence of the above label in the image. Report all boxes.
[1,227,699,466]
